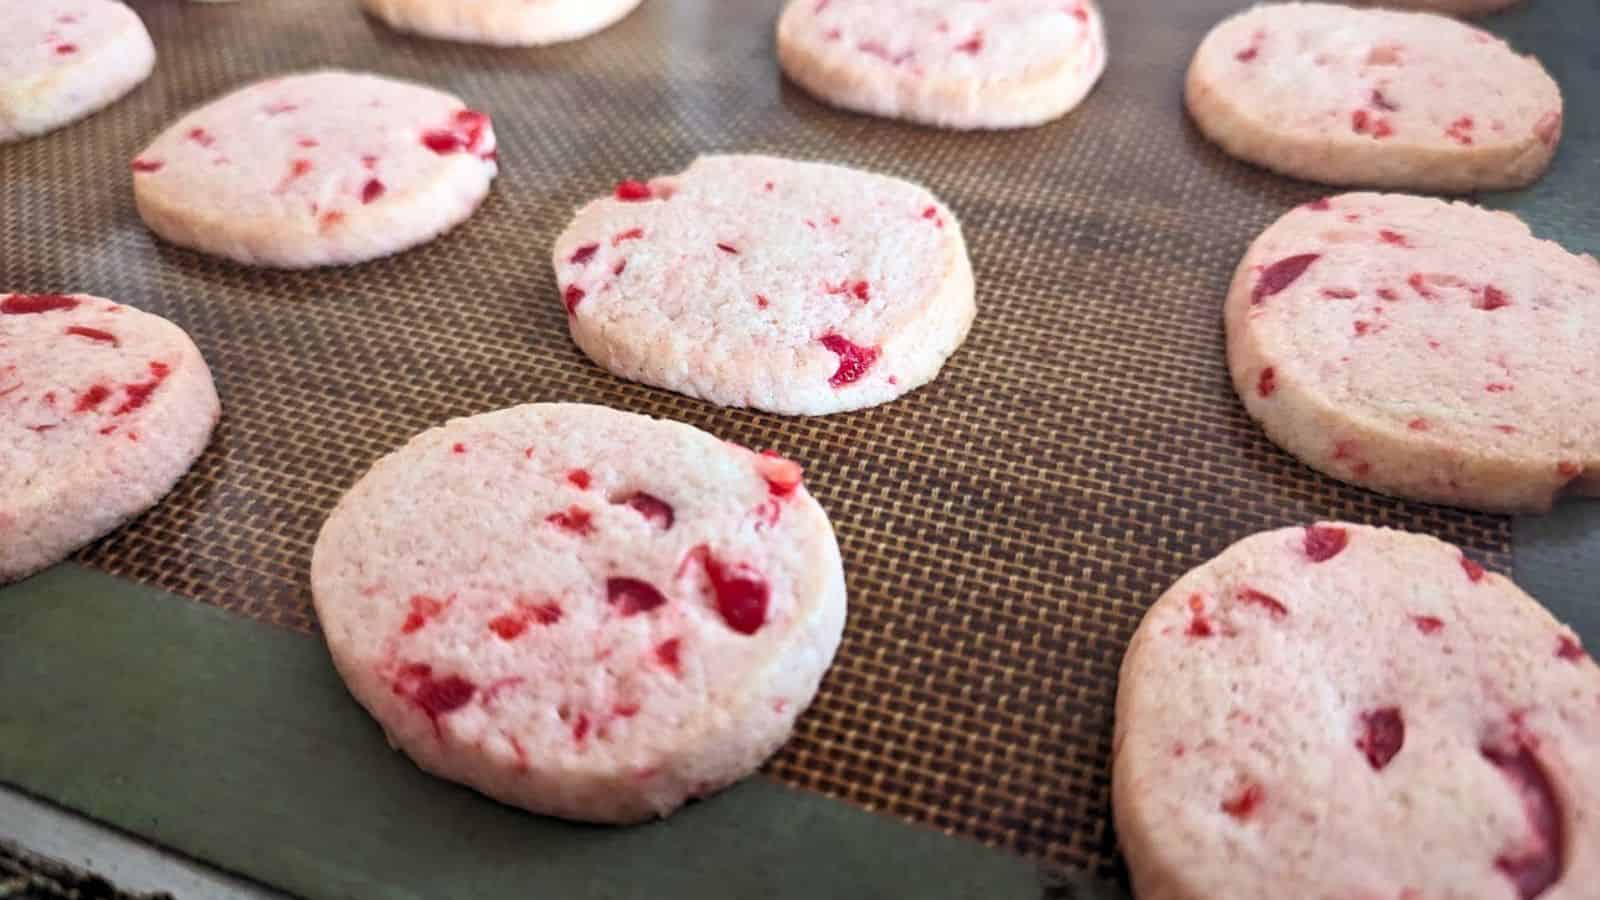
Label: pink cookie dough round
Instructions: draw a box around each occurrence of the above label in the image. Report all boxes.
[552,155,975,416]
[1115,523,1599,900]
[311,403,848,824]
[359,0,643,46]
[1,293,220,584]
[130,70,498,269]
[1226,193,1599,514]
[1186,3,1562,192]
[776,0,1106,130]
[0,0,155,143]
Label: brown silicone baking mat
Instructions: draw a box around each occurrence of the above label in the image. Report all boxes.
[7,0,1560,881]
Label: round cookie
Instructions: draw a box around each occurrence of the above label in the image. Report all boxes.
[1226,193,1599,514]
[1,293,220,584]
[1186,3,1562,192]
[776,0,1106,130]
[310,403,848,823]
[0,0,155,143]
[1115,523,1599,900]
[131,70,498,269]
[552,155,975,416]
[358,0,643,47]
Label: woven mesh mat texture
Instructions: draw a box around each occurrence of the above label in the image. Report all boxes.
[1,0,1517,879]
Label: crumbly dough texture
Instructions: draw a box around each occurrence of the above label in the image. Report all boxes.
[1186,3,1562,191]
[0,0,155,143]
[359,0,643,47]
[1115,523,1599,900]
[776,0,1106,130]
[131,70,498,269]
[1226,193,1599,513]
[1,293,220,583]
[553,155,976,416]
[311,403,848,823]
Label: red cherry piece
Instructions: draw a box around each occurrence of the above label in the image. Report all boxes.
[1302,525,1349,562]
[3,294,79,315]
[818,333,879,387]
[607,578,669,616]
[1251,254,1319,305]
[615,180,653,201]
[1356,706,1405,770]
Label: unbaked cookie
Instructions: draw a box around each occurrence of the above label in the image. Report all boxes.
[552,155,975,416]
[359,0,643,47]
[311,403,847,823]
[1186,3,1562,191]
[776,0,1106,130]
[1,293,220,583]
[1115,523,1598,900]
[0,0,155,143]
[131,70,498,269]
[1226,193,1598,513]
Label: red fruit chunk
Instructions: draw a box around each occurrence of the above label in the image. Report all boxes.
[1411,615,1445,635]
[851,281,870,302]
[186,127,215,148]
[716,242,739,255]
[1356,707,1405,770]
[1370,89,1399,112]
[755,451,804,497]
[3,294,79,315]
[421,130,463,154]
[819,333,879,387]
[1251,254,1319,304]
[607,578,668,616]
[289,158,313,178]
[1479,286,1511,311]
[1557,635,1586,662]
[1306,198,1331,211]
[1256,367,1276,398]
[572,714,591,743]
[1321,288,1357,299]
[623,492,675,529]
[489,615,527,640]
[1481,739,1564,900]
[1303,525,1349,562]
[1557,461,1581,479]
[530,602,562,625]
[130,158,164,173]
[570,243,599,264]
[1237,587,1287,618]
[700,550,769,635]
[615,180,653,201]
[1408,418,1430,431]
[1407,273,1435,299]
[563,285,586,313]
[1379,229,1410,247]
[413,673,476,720]
[546,506,595,536]
[613,227,645,245]
[1221,783,1263,819]
[55,43,78,54]
[75,384,111,412]
[955,33,983,54]
[452,442,466,454]
[1185,594,1214,638]
[655,638,683,675]
[567,469,592,489]
[361,178,385,204]
[1460,555,1486,583]
[401,594,447,634]
[453,109,490,152]
[1235,46,1258,62]
[112,362,170,416]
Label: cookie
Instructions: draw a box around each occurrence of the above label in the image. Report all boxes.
[552,155,975,416]
[1186,3,1562,192]
[310,403,848,823]
[1114,523,1598,900]
[775,0,1106,130]
[131,70,498,269]
[0,0,155,143]
[358,0,643,46]
[1,293,220,584]
[1226,193,1598,513]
